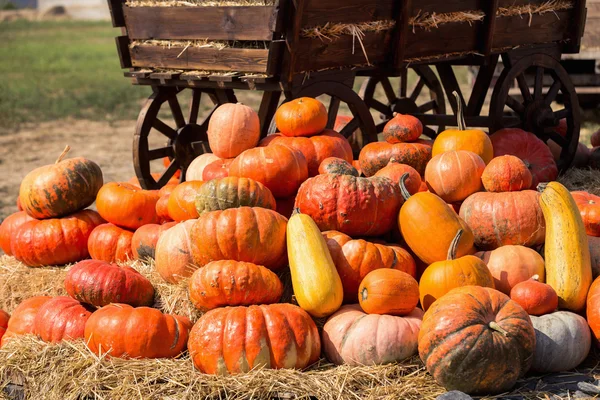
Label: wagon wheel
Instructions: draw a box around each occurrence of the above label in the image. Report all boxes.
[359,66,446,139]
[490,53,580,172]
[134,87,237,190]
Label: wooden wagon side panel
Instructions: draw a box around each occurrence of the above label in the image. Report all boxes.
[492,10,572,50]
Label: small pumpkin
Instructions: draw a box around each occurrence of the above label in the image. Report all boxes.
[88,223,134,264]
[425,150,485,203]
[85,304,192,359]
[383,113,423,144]
[0,296,51,347]
[202,158,233,181]
[374,160,421,195]
[275,97,327,137]
[186,153,220,181]
[322,304,423,366]
[359,141,432,176]
[195,177,276,214]
[359,269,419,315]
[131,221,177,260]
[0,211,35,256]
[188,303,321,374]
[33,296,94,343]
[419,230,495,311]
[510,275,557,316]
[65,260,155,307]
[318,157,359,176]
[572,191,600,237]
[155,220,197,283]
[96,182,160,230]
[167,181,204,221]
[481,155,533,192]
[207,103,260,158]
[19,147,104,219]
[0,310,8,344]
[155,195,172,223]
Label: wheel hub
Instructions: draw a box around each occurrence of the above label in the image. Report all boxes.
[524,100,557,135]
[392,97,419,115]
[170,124,209,169]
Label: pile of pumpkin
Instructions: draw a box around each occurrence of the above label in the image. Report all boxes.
[1,96,600,395]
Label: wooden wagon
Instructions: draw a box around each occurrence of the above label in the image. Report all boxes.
[107,0,588,189]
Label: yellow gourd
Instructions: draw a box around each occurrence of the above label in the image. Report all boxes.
[287,211,343,318]
[539,181,592,312]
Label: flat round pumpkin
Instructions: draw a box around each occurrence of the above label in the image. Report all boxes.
[33,296,94,343]
[96,182,160,230]
[358,142,432,177]
[195,177,276,214]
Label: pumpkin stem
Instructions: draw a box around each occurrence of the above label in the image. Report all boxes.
[361,287,368,301]
[537,182,548,193]
[447,229,464,261]
[452,91,466,131]
[292,207,301,216]
[55,145,71,164]
[531,274,540,281]
[399,173,412,201]
[489,321,509,337]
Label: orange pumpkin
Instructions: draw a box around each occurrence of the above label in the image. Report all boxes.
[1,296,51,347]
[419,230,495,310]
[510,275,558,316]
[33,296,94,343]
[383,113,423,144]
[0,211,35,256]
[155,220,197,283]
[318,157,359,176]
[195,176,276,214]
[155,195,172,223]
[374,160,422,195]
[275,97,327,137]
[586,276,600,342]
[201,158,233,181]
[186,153,220,181]
[131,221,177,260]
[167,181,204,221]
[0,310,8,345]
[359,141,432,176]
[387,244,418,278]
[207,103,260,158]
[481,155,532,192]
[572,191,600,237]
[425,150,485,203]
[96,182,160,230]
[358,269,419,315]
[88,223,134,264]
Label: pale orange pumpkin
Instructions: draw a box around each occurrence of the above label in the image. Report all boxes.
[154,220,197,283]
[207,103,260,159]
[275,97,327,137]
[425,150,485,203]
[186,153,221,181]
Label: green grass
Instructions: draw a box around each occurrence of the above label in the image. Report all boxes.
[0,19,150,129]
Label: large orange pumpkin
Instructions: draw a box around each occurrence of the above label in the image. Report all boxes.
[155,220,197,283]
[167,181,204,221]
[419,230,495,310]
[374,160,421,195]
[96,182,160,230]
[572,191,600,237]
[459,190,545,250]
[11,210,104,267]
[275,97,327,137]
[425,150,485,203]
[188,303,321,374]
[131,221,177,260]
[0,211,35,256]
[359,142,432,176]
[188,260,283,311]
[419,286,535,394]
[358,269,419,315]
[229,144,308,198]
[383,113,423,144]
[87,223,134,264]
[481,155,532,192]
[186,153,220,181]
[207,103,260,158]
[195,177,276,214]
[190,207,288,271]
[510,276,558,316]
[19,150,103,219]
[0,296,51,347]
[33,296,94,343]
[85,304,192,359]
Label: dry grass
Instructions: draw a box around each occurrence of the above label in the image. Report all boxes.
[300,20,396,41]
[558,167,600,195]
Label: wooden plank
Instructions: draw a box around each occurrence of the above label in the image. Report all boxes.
[107,0,125,27]
[404,22,480,60]
[565,0,587,52]
[115,35,132,69]
[266,40,285,76]
[301,0,394,27]
[286,0,306,81]
[394,0,412,66]
[481,0,499,55]
[492,10,571,49]
[130,46,270,73]
[123,6,278,41]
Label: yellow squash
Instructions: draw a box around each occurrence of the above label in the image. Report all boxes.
[539,181,592,311]
[287,212,343,318]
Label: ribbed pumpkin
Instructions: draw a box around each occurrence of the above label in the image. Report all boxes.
[190,207,288,271]
[419,286,535,394]
[186,153,220,181]
[96,182,160,230]
[188,260,283,311]
[0,310,8,344]
[425,150,485,203]
[481,155,533,192]
[399,176,475,264]
[167,181,204,221]
[0,296,51,347]
[476,245,545,294]
[358,142,432,176]
[295,174,402,237]
[322,305,423,366]
[259,130,353,176]
[460,190,545,250]
[491,128,558,187]
[65,260,155,307]
[131,221,177,260]
[419,230,495,311]
[382,113,423,144]
[88,223,134,264]
[374,160,421,195]
[34,296,94,343]
[207,103,260,158]
[318,157,359,176]
[19,149,103,219]
[85,304,192,359]
[188,303,321,374]
[155,220,197,283]
[11,210,104,267]
[195,177,276,214]
[510,276,557,316]
[275,97,327,137]
[359,269,419,315]
[572,191,600,237]
[387,244,418,277]
[229,144,308,198]
[202,158,233,181]
[0,211,35,256]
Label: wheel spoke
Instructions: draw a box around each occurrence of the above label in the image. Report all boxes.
[544,80,562,106]
[147,146,174,160]
[157,159,180,187]
[381,78,397,104]
[366,97,390,115]
[422,126,437,139]
[152,119,177,140]
[506,95,525,113]
[400,69,408,98]
[340,117,360,138]
[417,100,437,113]
[534,67,544,100]
[327,97,341,129]
[554,108,570,121]
[410,78,426,102]
[544,127,568,146]
[517,74,533,103]
[168,96,186,129]
[189,90,202,125]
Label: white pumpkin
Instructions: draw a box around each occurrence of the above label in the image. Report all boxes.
[530,311,591,373]
[185,153,220,181]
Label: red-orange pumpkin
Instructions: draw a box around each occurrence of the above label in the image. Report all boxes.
[96,182,160,230]
[374,160,421,195]
[359,142,432,176]
[33,296,94,343]
[11,210,104,267]
[207,103,260,158]
[275,97,328,137]
[85,304,192,359]
[359,269,419,315]
[510,275,558,316]
[0,310,8,344]
[155,220,197,283]
[318,157,359,176]
[155,195,172,223]
[425,150,485,203]
[586,276,600,343]
[229,144,308,198]
[186,153,220,181]
[88,223,134,264]
[188,303,321,374]
[383,113,423,143]
[65,260,155,307]
[167,181,204,221]
[572,191,600,237]
[0,211,35,256]
[481,155,533,192]
[0,296,51,347]
[202,158,233,181]
[131,221,177,260]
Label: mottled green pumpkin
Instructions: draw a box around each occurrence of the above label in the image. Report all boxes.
[195,177,276,214]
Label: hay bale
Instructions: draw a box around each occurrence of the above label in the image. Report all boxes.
[559,168,600,195]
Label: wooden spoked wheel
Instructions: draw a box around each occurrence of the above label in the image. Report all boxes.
[359,66,446,139]
[490,53,580,171]
[133,87,236,190]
